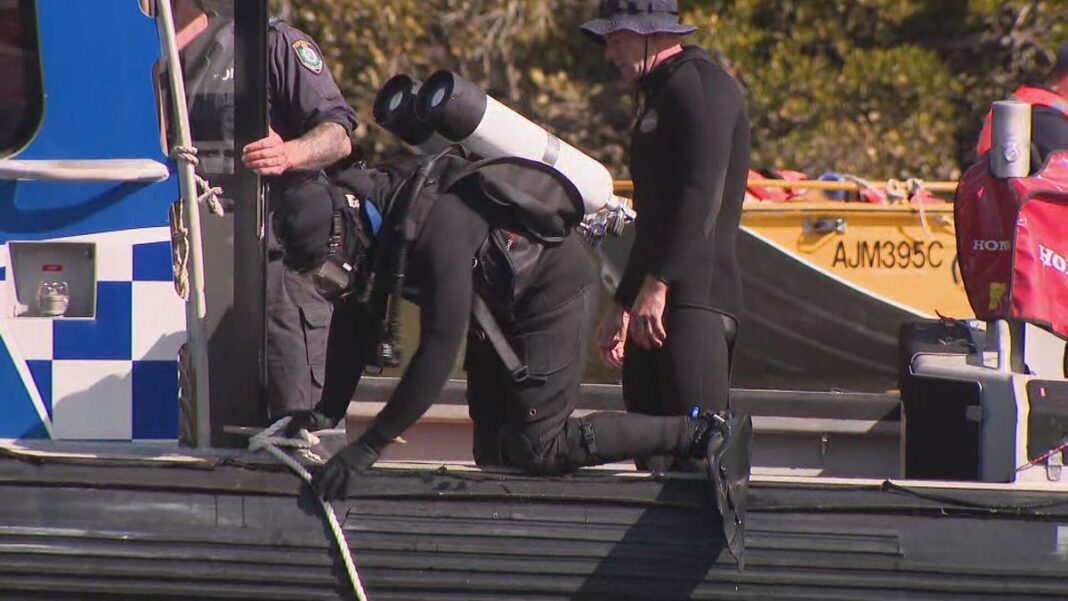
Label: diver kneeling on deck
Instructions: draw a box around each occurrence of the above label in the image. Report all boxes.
[274,148,752,500]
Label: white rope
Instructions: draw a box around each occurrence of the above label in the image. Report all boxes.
[884,178,908,204]
[249,417,370,601]
[171,145,226,216]
[906,177,935,240]
[841,173,874,194]
[168,145,226,300]
[170,200,190,300]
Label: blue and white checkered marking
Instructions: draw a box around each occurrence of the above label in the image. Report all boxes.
[0,228,185,440]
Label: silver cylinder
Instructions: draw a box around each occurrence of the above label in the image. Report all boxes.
[417,71,614,214]
[990,100,1031,178]
[372,74,450,154]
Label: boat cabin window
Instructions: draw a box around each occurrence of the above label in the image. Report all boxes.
[0,0,42,158]
[153,0,237,166]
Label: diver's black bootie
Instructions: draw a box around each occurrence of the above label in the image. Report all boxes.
[689,406,754,570]
[688,407,725,458]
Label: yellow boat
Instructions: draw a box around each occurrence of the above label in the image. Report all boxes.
[600,180,970,391]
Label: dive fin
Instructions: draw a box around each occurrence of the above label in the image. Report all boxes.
[706,412,753,569]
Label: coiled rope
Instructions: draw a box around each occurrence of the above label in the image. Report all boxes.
[170,145,227,216]
[169,145,227,300]
[249,417,370,601]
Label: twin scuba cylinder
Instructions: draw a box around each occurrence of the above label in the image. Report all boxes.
[372,71,616,215]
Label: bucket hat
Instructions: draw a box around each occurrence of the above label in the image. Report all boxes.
[580,0,697,42]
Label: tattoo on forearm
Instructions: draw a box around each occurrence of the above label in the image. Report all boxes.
[292,122,350,170]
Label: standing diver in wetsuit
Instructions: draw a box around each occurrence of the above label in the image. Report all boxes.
[276,150,750,503]
[586,1,751,471]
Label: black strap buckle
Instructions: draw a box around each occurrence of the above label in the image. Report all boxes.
[580,421,599,459]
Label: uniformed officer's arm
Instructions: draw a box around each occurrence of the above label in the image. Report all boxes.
[647,67,740,282]
[361,198,488,449]
[242,122,350,176]
[244,23,358,176]
[270,27,357,135]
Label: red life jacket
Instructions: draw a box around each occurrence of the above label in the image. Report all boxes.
[975,85,1068,154]
[955,149,1068,338]
[745,168,808,202]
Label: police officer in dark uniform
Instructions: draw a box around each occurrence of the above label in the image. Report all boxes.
[171,0,358,418]
[276,151,750,508]
[586,1,751,471]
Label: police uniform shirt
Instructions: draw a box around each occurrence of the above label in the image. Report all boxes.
[266,20,358,149]
[177,15,359,177]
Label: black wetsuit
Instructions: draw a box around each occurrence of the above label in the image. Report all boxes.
[616,46,750,469]
[310,182,699,475]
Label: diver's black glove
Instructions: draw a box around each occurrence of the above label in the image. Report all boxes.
[282,409,337,438]
[311,431,388,500]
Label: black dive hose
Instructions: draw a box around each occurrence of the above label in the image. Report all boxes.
[376,242,406,368]
[375,155,440,368]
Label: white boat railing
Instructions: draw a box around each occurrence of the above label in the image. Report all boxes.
[0,159,170,182]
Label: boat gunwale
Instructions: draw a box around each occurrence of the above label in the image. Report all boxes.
[2,440,1066,500]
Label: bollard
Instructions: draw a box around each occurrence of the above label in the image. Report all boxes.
[990,100,1031,178]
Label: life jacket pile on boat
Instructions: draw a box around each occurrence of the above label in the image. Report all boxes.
[744,168,946,205]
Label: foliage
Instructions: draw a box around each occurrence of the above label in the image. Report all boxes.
[271,0,1066,180]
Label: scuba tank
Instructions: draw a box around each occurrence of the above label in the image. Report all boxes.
[373,71,614,215]
[371,74,450,154]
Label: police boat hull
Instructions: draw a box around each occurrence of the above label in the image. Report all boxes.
[1,442,1067,601]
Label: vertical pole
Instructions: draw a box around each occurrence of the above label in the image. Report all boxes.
[155,0,213,449]
[995,320,1012,372]
[220,0,269,446]
[990,100,1031,179]
[989,99,1032,374]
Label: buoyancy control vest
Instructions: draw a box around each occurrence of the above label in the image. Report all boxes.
[324,148,586,371]
[955,149,1068,338]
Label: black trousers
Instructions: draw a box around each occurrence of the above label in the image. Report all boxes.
[622,306,735,471]
[264,226,332,418]
[466,286,696,475]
